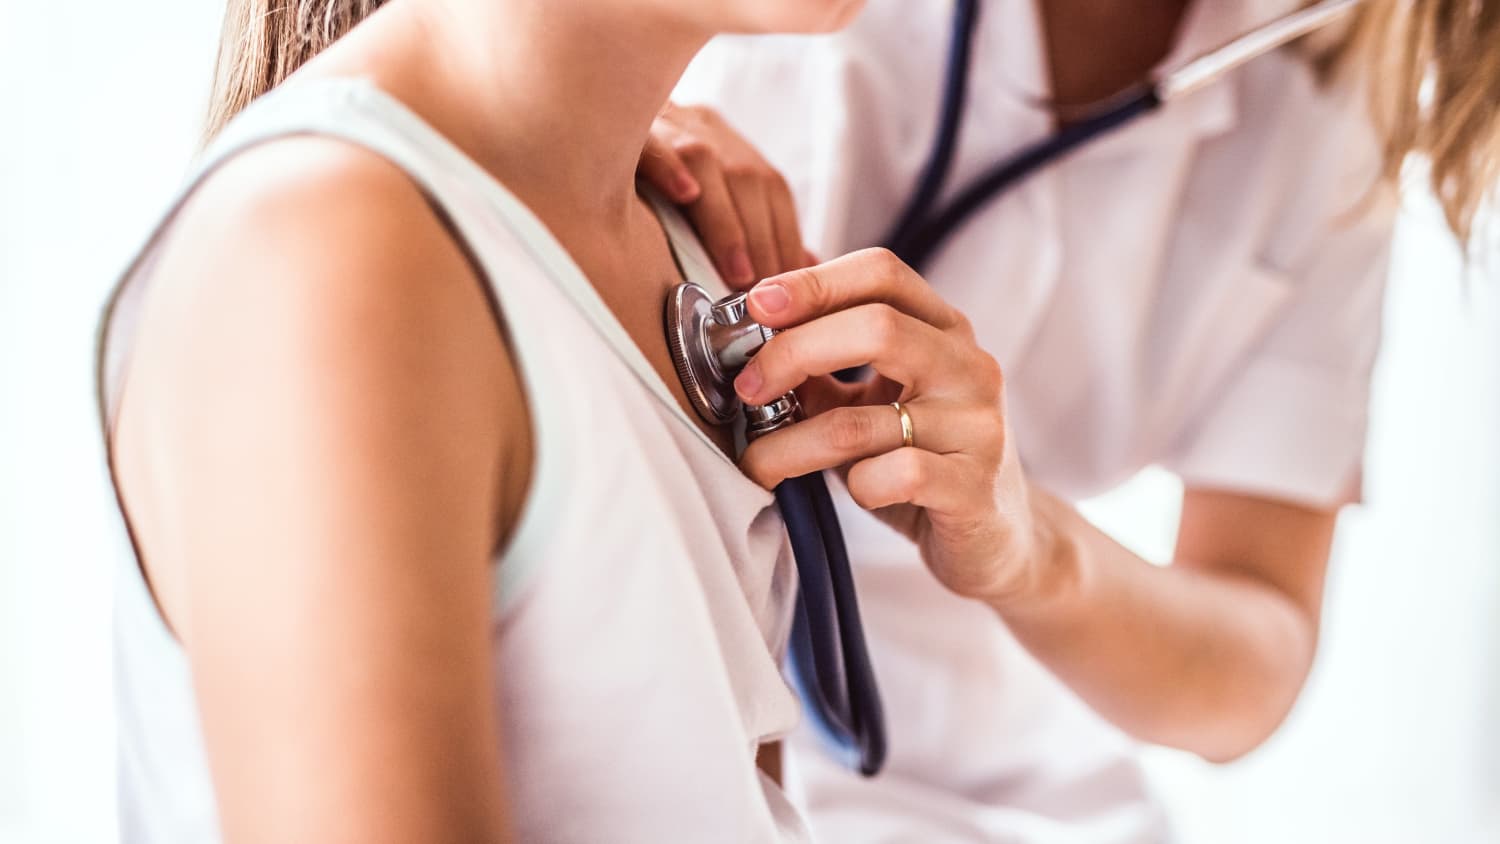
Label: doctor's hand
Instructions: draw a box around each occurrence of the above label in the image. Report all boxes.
[735,248,1052,604]
[639,102,812,288]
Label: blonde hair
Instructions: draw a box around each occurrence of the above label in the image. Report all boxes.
[1347,0,1500,249]
[204,0,387,141]
[202,0,1500,245]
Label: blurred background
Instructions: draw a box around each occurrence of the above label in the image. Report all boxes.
[2,2,1497,842]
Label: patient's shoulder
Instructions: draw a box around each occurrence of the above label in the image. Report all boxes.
[115,134,535,613]
[167,135,463,291]
[124,133,528,498]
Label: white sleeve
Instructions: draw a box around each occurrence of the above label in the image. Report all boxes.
[1163,187,1397,509]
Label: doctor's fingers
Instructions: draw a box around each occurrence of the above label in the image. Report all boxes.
[646,104,809,283]
[739,401,1003,490]
[725,174,782,282]
[732,304,964,406]
[679,156,758,288]
[844,448,990,519]
[745,247,969,336]
[638,127,702,203]
[764,170,808,274]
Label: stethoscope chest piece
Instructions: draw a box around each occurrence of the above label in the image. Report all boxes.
[663,280,889,777]
[665,282,776,426]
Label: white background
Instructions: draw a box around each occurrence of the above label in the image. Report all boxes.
[2,2,1497,842]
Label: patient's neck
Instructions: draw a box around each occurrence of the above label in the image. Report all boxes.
[411,0,708,232]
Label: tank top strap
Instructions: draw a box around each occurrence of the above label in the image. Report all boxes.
[95,76,595,610]
[214,77,735,463]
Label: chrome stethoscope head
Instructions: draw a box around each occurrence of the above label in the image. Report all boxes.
[665,282,799,438]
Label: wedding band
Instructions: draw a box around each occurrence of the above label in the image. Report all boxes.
[892,401,915,449]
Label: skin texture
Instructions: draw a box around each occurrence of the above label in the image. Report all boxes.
[114,0,863,840]
[640,0,1342,762]
[1040,0,1192,114]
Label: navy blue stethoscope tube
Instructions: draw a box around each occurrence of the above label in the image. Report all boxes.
[880,0,1162,273]
[779,471,886,776]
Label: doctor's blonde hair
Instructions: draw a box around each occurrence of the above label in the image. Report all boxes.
[1345,0,1500,249]
[205,0,1500,248]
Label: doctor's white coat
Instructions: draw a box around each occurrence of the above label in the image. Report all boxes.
[677,1,1395,841]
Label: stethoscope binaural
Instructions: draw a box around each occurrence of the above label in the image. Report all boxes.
[665,0,1363,779]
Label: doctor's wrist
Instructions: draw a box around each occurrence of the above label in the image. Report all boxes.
[984,488,1085,615]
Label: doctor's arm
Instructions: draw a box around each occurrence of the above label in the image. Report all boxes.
[733,248,1348,763]
[1008,486,1337,762]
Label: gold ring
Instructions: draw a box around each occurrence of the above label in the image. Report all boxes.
[892,401,915,449]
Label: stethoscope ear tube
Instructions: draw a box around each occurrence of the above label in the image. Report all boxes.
[887,86,1161,273]
[780,472,887,777]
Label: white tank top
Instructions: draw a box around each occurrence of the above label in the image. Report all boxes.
[97,77,808,843]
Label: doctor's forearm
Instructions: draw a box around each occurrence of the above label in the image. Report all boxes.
[989,490,1322,763]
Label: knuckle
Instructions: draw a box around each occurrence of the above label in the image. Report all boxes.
[973,409,1006,452]
[950,309,976,339]
[671,136,714,165]
[864,246,906,280]
[894,450,928,499]
[723,164,764,192]
[721,159,758,180]
[980,407,1006,441]
[677,103,710,121]
[971,352,1004,395]
[765,169,792,196]
[864,246,899,269]
[790,266,826,308]
[824,409,875,453]
[864,304,903,347]
[685,103,724,126]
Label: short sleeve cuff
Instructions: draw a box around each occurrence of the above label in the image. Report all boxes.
[1164,357,1369,509]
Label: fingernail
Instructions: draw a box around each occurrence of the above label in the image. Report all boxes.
[729,247,754,284]
[676,173,699,199]
[749,281,789,314]
[734,362,763,400]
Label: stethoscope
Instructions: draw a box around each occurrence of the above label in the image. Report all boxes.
[666,284,887,775]
[887,0,1365,272]
[665,0,1363,778]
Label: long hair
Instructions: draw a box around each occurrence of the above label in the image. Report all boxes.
[203,0,387,142]
[1348,0,1500,249]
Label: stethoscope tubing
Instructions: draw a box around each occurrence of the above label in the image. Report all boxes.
[882,0,1364,273]
[779,471,887,776]
[879,0,983,266]
[887,85,1162,272]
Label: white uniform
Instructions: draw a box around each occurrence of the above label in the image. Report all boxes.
[98,78,809,843]
[677,1,1395,841]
